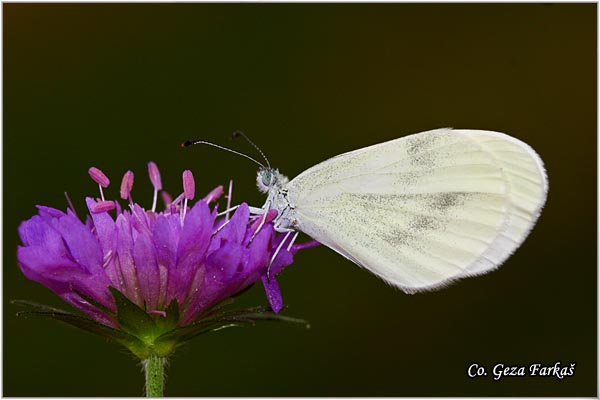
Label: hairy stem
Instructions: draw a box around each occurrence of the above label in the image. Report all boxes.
[144,354,166,397]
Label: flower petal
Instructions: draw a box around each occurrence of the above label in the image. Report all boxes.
[180,241,243,323]
[85,197,125,291]
[154,214,179,306]
[206,241,244,282]
[170,201,213,304]
[239,223,271,282]
[18,246,116,320]
[18,245,86,284]
[269,248,294,277]
[212,203,249,246]
[133,233,160,311]
[85,197,117,256]
[115,214,142,306]
[130,203,154,237]
[18,215,65,251]
[53,210,104,276]
[261,274,283,313]
[35,205,66,221]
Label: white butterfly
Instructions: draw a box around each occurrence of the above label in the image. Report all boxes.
[187,128,548,293]
[252,128,548,293]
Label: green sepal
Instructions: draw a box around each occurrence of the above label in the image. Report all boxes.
[155,305,310,348]
[12,300,151,358]
[108,287,156,340]
[13,295,309,360]
[210,306,310,328]
[194,297,236,321]
[11,299,71,313]
[71,287,115,317]
[225,311,311,328]
[155,319,247,346]
[153,298,179,333]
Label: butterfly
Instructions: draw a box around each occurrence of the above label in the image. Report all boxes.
[186,128,548,293]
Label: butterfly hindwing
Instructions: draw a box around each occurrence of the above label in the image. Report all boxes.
[285,129,547,292]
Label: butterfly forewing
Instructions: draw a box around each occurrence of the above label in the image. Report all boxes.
[285,129,547,292]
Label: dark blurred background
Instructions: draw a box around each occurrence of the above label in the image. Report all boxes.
[3,3,596,396]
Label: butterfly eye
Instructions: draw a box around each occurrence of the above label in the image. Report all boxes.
[262,171,273,187]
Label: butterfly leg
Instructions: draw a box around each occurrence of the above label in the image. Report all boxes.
[215,204,268,238]
[248,206,266,214]
[267,230,293,279]
[217,204,240,217]
[248,200,271,244]
[225,179,233,221]
[217,204,266,218]
[286,231,300,251]
[212,218,232,236]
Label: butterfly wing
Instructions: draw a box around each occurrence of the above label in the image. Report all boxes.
[286,128,547,292]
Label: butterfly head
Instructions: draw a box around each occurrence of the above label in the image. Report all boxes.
[257,168,288,194]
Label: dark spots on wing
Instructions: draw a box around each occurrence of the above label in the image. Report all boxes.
[385,228,415,247]
[409,215,438,232]
[429,192,466,211]
[406,134,442,168]
[407,135,433,156]
[410,153,436,168]
[311,191,472,255]
[385,216,439,247]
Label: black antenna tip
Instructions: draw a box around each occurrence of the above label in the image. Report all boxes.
[232,130,243,139]
[182,140,194,148]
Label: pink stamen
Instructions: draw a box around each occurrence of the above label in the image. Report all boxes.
[120,171,134,201]
[182,170,195,200]
[180,171,194,225]
[291,240,321,251]
[90,200,116,213]
[171,193,184,207]
[203,185,224,204]
[161,191,173,208]
[89,167,110,201]
[148,310,167,317]
[64,192,78,219]
[147,162,163,191]
[148,162,162,212]
[88,167,110,188]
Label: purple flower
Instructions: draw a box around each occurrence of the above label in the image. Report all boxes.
[16,162,318,339]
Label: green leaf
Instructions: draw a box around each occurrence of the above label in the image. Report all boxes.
[228,312,310,328]
[155,319,247,346]
[155,306,309,347]
[13,297,309,360]
[153,298,180,333]
[15,309,144,345]
[199,305,268,322]
[11,299,72,314]
[108,287,156,340]
[71,287,115,317]
[194,297,237,321]
[12,299,160,359]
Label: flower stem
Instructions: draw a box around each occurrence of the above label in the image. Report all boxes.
[144,354,166,397]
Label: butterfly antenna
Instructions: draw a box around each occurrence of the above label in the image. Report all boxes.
[232,131,271,169]
[182,139,265,168]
